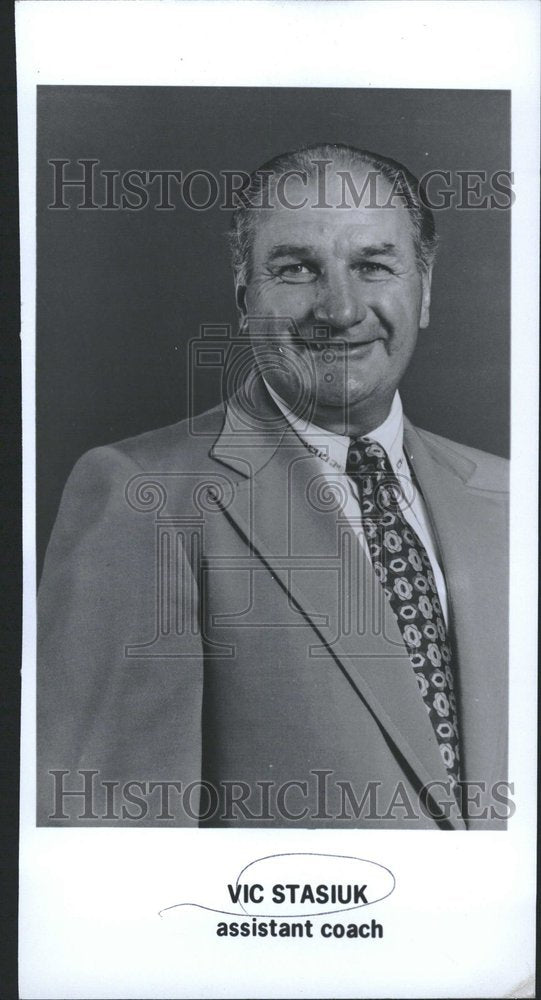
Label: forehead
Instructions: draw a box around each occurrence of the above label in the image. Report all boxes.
[251,167,416,259]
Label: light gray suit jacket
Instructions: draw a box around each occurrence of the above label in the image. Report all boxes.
[38,377,509,829]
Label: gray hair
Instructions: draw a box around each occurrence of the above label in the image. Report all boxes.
[229,142,437,287]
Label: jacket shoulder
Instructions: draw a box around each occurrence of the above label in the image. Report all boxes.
[45,401,228,574]
[414,426,509,493]
[74,401,227,476]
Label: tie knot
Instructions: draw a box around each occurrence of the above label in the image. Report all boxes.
[346,438,406,512]
[346,437,389,476]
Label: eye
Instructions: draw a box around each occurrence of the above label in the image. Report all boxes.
[276,263,317,284]
[356,261,392,277]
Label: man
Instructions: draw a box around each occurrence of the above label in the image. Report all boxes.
[38,143,509,830]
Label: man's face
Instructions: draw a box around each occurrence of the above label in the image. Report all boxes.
[239,166,432,434]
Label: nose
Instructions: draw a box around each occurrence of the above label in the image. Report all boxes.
[312,268,368,330]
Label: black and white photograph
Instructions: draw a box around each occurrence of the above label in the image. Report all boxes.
[16,2,538,998]
[36,86,511,831]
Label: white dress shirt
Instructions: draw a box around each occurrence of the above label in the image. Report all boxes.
[264,381,449,624]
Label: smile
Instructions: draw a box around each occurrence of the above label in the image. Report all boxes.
[302,340,380,353]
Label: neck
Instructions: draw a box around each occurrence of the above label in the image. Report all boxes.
[260,369,398,437]
[308,395,395,438]
[263,380,396,438]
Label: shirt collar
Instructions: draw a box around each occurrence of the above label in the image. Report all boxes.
[263,377,405,475]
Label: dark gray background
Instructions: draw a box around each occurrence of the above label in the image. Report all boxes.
[37,87,510,576]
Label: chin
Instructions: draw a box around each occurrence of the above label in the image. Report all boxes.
[312,380,377,410]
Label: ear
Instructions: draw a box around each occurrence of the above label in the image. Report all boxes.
[235,283,247,315]
[419,264,433,330]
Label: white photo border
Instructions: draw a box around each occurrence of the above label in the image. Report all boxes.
[17,3,539,998]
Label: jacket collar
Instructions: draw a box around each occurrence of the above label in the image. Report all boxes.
[212,376,482,488]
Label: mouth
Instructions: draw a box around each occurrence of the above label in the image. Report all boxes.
[302,339,380,354]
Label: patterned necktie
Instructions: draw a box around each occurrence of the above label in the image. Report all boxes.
[346,437,461,796]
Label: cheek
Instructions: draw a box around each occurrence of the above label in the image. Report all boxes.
[245,282,313,318]
[376,285,423,329]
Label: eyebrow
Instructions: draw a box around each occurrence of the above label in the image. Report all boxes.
[267,241,400,261]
